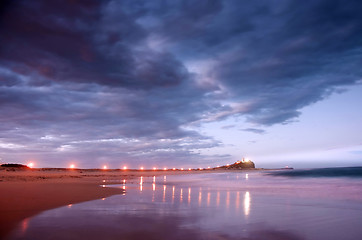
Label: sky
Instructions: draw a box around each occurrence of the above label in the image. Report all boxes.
[0,0,361,169]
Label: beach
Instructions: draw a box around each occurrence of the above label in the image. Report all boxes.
[2,167,362,240]
[0,167,218,238]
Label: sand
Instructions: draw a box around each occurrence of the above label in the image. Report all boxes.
[0,167,219,238]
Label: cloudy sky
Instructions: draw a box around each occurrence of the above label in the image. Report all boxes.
[0,0,361,169]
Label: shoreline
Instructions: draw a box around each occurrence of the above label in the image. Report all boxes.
[0,167,265,238]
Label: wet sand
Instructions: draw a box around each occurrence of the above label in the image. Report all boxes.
[5,171,362,240]
[0,167,237,238]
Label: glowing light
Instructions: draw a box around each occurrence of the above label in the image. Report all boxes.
[207,192,211,206]
[163,167,167,170]
[172,186,175,203]
[198,188,202,206]
[216,165,220,168]
[188,188,191,204]
[27,162,34,168]
[102,198,106,201]
[164,176,167,181]
[172,168,176,170]
[140,176,143,192]
[236,191,240,209]
[207,166,211,169]
[140,167,144,170]
[216,191,220,206]
[103,165,107,170]
[188,168,191,171]
[244,158,250,162]
[226,164,230,166]
[153,176,156,183]
[199,168,203,170]
[68,204,72,208]
[153,167,157,170]
[180,188,183,202]
[163,185,166,202]
[180,168,184,171]
[21,218,29,235]
[153,183,156,191]
[123,166,127,170]
[244,191,250,216]
[69,164,75,169]
[245,174,249,179]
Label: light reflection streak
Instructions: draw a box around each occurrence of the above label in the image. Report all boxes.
[236,191,240,209]
[188,188,191,204]
[152,186,155,202]
[122,179,126,190]
[207,192,211,206]
[198,188,202,206]
[140,176,143,192]
[246,174,249,179]
[21,218,30,235]
[163,185,166,202]
[180,188,183,202]
[172,186,175,203]
[163,176,167,181]
[216,191,220,206]
[244,191,250,216]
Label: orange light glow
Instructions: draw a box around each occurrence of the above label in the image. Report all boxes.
[180,168,184,171]
[172,168,176,170]
[123,166,127,170]
[103,165,107,170]
[27,162,34,168]
[188,168,191,171]
[153,167,157,170]
[207,166,211,169]
[163,167,167,170]
[69,164,75,169]
[140,166,144,170]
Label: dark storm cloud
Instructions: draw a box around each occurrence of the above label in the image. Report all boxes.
[0,0,361,166]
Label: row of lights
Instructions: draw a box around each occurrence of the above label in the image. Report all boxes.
[26,159,250,170]
[26,162,218,170]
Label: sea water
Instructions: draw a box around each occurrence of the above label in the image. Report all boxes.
[6,169,362,240]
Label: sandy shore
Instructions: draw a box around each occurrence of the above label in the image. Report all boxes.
[0,167,228,238]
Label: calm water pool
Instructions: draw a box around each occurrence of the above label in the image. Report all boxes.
[6,172,362,240]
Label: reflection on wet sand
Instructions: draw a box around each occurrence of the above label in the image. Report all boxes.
[9,173,361,240]
[244,191,250,216]
[133,176,251,216]
[188,187,191,204]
